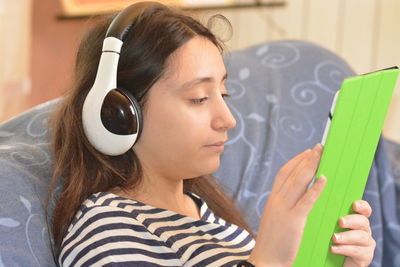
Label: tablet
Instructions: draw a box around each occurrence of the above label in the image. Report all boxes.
[293,66,399,267]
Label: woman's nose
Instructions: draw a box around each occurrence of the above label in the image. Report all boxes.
[212,97,237,131]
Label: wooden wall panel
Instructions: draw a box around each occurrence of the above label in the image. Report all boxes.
[304,0,340,52]
[338,0,376,74]
[200,7,277,51]
[228,8,274,50]
[384,78,400,143]
[375,0,400,70]
[271,0,305,40]
[0,0,32,122]
[378,0,400,143]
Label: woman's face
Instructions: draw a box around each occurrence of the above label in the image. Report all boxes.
[133,36,236,181]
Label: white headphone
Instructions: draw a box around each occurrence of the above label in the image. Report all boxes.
[82,2,163,156]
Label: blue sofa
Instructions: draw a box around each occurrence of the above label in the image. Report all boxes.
[1,40,399,266]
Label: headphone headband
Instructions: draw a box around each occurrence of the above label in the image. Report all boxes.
[106,1,165,40]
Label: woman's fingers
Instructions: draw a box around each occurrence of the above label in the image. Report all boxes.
[330,244,375,264]
[272,148,312,193]
[282,145,323,207]
[352,200,372,218]
[294,175,327,215]
[332,204,375,267]
[332,230,372,246]
[338,214,371,234]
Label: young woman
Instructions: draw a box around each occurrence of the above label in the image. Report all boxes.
[49,1,376,266]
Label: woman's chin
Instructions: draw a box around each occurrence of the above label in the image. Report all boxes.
[201,157,221,175]
[185,158,221,178]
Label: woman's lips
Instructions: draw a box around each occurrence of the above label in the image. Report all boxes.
[204,141,226,152]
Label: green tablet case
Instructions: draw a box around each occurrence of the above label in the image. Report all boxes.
[292,67,399,267]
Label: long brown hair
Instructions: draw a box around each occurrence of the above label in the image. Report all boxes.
[48,2,254,255]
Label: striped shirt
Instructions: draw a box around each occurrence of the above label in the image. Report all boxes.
[59,192,255,266]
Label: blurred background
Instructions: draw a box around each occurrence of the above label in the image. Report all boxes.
[0,0,399,143]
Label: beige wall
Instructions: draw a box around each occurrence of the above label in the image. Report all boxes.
[0,0,31,122]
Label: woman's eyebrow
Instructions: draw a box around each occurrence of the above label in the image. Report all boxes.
[178,73,228,91]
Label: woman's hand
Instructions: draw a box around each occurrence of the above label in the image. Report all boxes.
[331,200,376,267]
[248,144,327,267]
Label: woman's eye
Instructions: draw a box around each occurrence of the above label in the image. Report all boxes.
[191,97,208,104]
[190,93,230,104]
[222,93,231,99]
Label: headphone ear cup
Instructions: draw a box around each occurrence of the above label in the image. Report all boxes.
[101,88,143,144]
